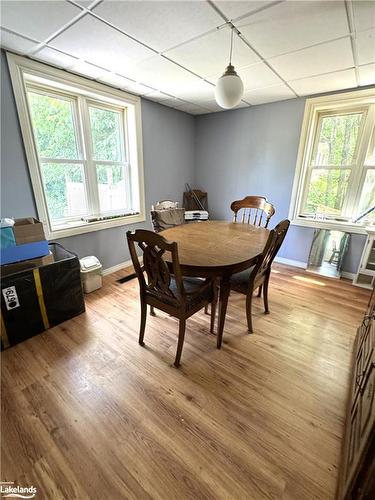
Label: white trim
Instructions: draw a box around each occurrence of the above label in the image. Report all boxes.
[288,88,375,231]
[274,256,307,269]
[6,52,146,239]
[102,258,134,276]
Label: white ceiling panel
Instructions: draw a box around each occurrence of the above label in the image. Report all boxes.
[98,72,136,89]
[243,83,295,105]
[213,1,275,21]
[238,61,282,90]
[123,55,203,94]
[204,100,250,112]
[352,1,375,32]
[356,28,375,65]
[93,0,223,53]
[166,27,259,80]
[0,28,39,53]
[0,1,82,42]
[121,81,155,96]
[270,37,354,81]
[51,14,155,73]
[175,102,211,114]
[358,63,375,85]
[33,47,78,68]
[172,79,216,102]
[69,60,109,79]
[290,69,357,96]
[238,1,349,58]
[144,91,172,102]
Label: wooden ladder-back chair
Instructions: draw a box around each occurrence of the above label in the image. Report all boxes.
[230,219,290,332]
[231,196,275,228]
[127,229,217,367]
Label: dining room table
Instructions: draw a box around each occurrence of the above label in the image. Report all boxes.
[161,220,270,348]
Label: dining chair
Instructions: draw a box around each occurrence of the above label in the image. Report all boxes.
[127,229,217,367]
[230,219,290,333]
[231,196,275,228]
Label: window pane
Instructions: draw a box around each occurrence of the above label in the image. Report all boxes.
[89,107,122,161]
[96,164,128,212]
[40,163,87,221]
[365,127,375,166]
[358,169,375,219]
[304,169,351,216]
[313,113,363,166]
[28,91,79,159]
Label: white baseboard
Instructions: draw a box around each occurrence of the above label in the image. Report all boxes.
[274,256,307,269]
[342,271,355,280]
[102,259,134,276]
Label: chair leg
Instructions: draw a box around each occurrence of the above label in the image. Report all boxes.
[174,319,186,367]
[139,301,147,346]
[257,285,262,297]
[204,304,209,315]
[150,305,156,316]
[263,275,270,314]
[210,300,217,334]
[246,290,254,333]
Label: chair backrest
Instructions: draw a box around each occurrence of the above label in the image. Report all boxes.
[231,196,275,228]
[255,219,290,279]
[150,208,185,233]
[153,200,179,210]
[127,229,185,304]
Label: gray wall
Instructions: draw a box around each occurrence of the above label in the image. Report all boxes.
[194,99,366,274]
[0,50,366,273]
[1,51,195,269]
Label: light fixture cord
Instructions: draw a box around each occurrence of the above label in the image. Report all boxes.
[229,27,234,65]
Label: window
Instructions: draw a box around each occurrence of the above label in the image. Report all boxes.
[7,54,145,238]
[289,89,375,233]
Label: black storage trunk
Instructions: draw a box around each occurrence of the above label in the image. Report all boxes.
[1,243,85,349]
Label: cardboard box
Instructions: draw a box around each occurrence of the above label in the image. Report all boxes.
[13,218,45,245]
[1,252,54,277]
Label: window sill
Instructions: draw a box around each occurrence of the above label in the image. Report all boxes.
[291,217,370,235]
[47,212,146,239]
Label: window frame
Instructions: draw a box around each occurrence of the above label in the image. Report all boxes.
[289,88,375,235]
[7,53,145,239]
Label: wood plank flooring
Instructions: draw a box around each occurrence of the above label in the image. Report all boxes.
[1,264,370,499]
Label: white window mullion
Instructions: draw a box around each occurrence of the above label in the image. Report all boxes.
[77,95,100,216]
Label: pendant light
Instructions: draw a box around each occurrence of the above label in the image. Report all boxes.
[215,27,244,109]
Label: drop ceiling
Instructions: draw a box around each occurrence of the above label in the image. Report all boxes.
[0,0,374,115]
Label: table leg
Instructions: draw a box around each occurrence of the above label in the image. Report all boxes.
[217,278,231,349]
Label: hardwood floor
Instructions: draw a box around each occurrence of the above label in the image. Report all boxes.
[1,264,370,499]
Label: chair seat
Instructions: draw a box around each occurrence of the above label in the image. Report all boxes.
[230,266,266,294]
[146,276,213,310]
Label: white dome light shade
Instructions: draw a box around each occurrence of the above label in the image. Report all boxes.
[215,65,244,109]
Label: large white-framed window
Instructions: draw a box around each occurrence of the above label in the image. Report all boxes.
[7,53,145,239]
[289,89,375,235]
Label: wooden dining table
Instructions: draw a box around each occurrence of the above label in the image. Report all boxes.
[161,220,269,347]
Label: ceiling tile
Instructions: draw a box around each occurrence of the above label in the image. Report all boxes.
[123,55,202,94]
[0,28,39,53]
[204,99,250,112]
[0,1,82,41]
[290,69,357,96]
[352,1,375,32]
[33,46,78,68]
[213,1,275,21]
[358,63,375,85]
[243,83,295,105]
[238,61,282,91]
[166,26,259,80]
[356,28,375,65]
[238,1,349,58]
[51,14,155,73]
[98,72,136,89]
[93,0,223,53]
[174,102,210,114]
[172,79,216,102]
[144,91,172,102]
[161,97,186,108]
[270,37,354,81]
[69,60,109,79]
[121,81,155,96]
